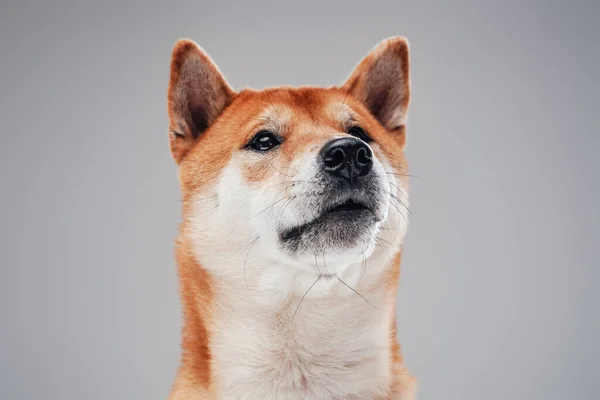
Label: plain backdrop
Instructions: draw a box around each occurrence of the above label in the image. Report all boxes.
[1,1,598,399]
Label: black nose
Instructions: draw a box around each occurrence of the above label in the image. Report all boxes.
[320,137,373,184]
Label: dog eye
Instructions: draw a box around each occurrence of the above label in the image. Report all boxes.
[348,126,372,142]
[248,130,281,152]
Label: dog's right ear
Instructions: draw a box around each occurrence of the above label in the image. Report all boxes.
[167,39,235,163]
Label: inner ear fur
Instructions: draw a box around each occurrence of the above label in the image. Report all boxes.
[167,39,235,163]
[342,37,411,132]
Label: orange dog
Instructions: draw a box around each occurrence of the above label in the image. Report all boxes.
[166,37,415,400]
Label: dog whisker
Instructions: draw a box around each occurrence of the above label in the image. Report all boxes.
[385,194,408,225]
[314,253,321,275]
[373,237,390,250]
[190,195,219,201]
[291,276,321,329]
[279,179,305,186]
[386,171,424,181]
[373,241,386,252]
[273,166,298,178]
[359,251,367,283]
[243,236,260,290]
[341,84,351,108]
[322,252,331,276]
[375,236,393,247]
[387,180,409,199]
[277,196,296,222]
[390,193,411,214]
[248,180,305,221]
[185,181,299,209]
[335,275,381,310]
[196,205,219,216]
[249,197,288,219]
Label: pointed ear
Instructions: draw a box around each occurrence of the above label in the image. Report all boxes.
[167,39,235,163]
[342,37,411,131]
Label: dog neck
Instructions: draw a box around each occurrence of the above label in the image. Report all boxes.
[172,235,404,400]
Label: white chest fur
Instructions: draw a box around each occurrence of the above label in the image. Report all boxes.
[209,277,394,400]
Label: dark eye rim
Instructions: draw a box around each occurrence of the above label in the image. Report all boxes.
[348,125,373,142]
[246,130,283,152]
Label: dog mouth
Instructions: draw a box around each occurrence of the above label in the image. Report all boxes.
[324,198,371,213]
[278,195,377,250]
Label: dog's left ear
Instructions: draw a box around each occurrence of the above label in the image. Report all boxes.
[342,37,410,131]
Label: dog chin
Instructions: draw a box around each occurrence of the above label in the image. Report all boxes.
[278,208,380,259]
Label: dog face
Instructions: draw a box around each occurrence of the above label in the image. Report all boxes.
[168,38,410,278]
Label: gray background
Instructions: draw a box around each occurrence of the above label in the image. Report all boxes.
[1,0,598,399]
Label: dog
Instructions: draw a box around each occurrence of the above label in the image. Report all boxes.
[166,36,415,400]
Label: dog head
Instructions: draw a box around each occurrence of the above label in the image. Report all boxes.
[168,38,410,280]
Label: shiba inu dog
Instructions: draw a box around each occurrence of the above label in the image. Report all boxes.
[166,36,415,400]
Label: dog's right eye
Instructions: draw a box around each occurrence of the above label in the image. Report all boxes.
[248,131,282,152]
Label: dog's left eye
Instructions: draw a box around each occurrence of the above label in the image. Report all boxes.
[248,130,281,152]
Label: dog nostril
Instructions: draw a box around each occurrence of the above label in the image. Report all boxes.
[320,138,374,182]
[356,147,371,166]
[324,148,346,170]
